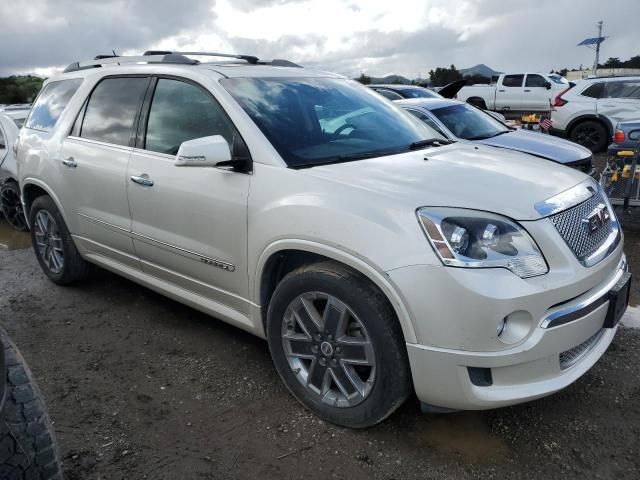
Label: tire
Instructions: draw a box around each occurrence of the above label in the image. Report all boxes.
[569,120,608,152]
[467,97,487,110]
[0,329,63,480]
[267,261,411,428]
[0,181,29,232]
[29,195,90,285]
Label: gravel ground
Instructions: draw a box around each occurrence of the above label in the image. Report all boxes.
[0,218,639,480]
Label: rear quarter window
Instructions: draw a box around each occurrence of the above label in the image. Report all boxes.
[25,79,83,132]
[581,82,604,99]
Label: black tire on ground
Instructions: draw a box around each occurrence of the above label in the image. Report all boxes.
[267,261,412,428]
[467,97,487,110]
[0,329,63,480]
[0,181,29,232]
[29,195,90,285]
[569,120,608,152]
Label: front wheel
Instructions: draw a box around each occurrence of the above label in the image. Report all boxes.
[267,262,411,428]
[0,181,29,232]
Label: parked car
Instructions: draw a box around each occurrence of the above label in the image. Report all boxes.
[0,329,63,479]
[399,98,595,174]
[457,72,569,113]
[17,51,629,428]
[368,84,440,100]
[609,120,640,154]
[551,77,640,152]
[0,112,29,231]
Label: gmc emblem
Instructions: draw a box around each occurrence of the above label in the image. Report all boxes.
[582,203,610,233]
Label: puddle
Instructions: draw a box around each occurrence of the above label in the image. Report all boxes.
[0,219,31,251]
[413,412,509,464]
[620,305,640,329]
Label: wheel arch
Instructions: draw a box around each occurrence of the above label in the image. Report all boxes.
[21,179,69,228]
[567,114,613,138]
[254,240,418,344]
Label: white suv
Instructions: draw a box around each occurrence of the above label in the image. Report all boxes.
[16,52,630,428]
[551,76,640,152]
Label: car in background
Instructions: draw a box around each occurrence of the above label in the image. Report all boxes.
[457,73,569,113]
[368,84,441,100]
[399,98,595,175]
[0,111,29,231]
[551,76,640,152]
[0,105,31,128]
[609,120,640,154]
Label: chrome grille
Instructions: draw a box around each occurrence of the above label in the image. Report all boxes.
[549,190,614,263]
[559,329,604,370]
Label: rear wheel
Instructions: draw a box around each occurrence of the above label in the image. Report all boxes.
[29,195,90,285]
[569,120,608,152]
[0,181,28,232]
[267,262,411,428]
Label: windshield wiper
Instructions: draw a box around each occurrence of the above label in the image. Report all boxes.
[407,138,454,150]
[292,151,388,169]
[467,130,511,141]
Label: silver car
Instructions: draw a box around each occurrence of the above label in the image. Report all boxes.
[399,98,595,175]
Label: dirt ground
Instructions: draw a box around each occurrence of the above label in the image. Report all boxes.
[0,218,639,480]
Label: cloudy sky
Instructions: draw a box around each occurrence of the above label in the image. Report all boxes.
[1,0,638,78]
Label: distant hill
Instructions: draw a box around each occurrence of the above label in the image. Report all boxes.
[459,64,502,78]
[369,74,412,85]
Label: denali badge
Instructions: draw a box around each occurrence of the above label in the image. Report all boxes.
[582,203,610,233]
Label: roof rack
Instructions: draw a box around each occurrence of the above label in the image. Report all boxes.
[63,51,302,73]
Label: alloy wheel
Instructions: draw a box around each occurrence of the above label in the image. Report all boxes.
[0,186,28,231]
[575,125,601,149]
[33,210,64,274]
[281,291,376,407]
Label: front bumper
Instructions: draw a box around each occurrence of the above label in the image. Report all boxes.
[389,246,626,410]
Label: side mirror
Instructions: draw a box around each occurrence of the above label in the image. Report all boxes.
[175,135,231,167]
[545,81,552,90]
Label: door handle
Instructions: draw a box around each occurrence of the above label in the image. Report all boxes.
[62,157,77,168]
[130,174,154,187]
[498,89,505,92]
[524,89,531,92]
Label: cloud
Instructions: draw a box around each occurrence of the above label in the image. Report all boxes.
[0,0,638,79]
[0,0,215,75]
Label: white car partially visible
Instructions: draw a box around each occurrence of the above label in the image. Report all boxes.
[0,111,30,230]
[551,76,640,152]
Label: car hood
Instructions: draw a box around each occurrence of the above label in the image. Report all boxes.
[477,130,591,164]
[302,142,586,221]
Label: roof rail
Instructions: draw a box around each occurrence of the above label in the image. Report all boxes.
[62,51,302,73]
[63,53,198,73]
[144,50,260,65]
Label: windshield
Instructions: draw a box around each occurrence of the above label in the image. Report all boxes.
[398,88,440,99]
[549,74,568,85]
[430,103,510,140]
[221,77,444,167]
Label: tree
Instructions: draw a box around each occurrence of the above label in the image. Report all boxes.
[428,65,462,87]
[604,57,622,68]
[463,74,490,85]
[355,72,371,85]
[0,76,44,103]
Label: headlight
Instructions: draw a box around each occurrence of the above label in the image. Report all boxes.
[417,207,548,278]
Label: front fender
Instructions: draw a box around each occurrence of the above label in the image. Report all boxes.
[254,238,418,344]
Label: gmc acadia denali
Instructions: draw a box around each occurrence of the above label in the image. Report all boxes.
[15,52,630,428]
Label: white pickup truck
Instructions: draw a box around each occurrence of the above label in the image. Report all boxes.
[456,73,570,113]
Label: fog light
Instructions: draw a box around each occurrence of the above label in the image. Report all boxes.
[496,311,533,344]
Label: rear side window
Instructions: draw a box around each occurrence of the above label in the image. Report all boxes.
[80,77,149,146]
[502,75,524,87]
[144,78,235,155]
[581,82,604,99]
[605,81,640,99]
[525,74,547,88]
[374,89,403,101]
[25,79,82,132]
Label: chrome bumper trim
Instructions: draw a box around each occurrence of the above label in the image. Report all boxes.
[541,255,626,329]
